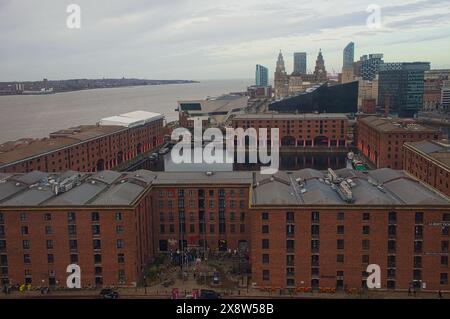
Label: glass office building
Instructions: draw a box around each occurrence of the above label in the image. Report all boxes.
[255,64,269,87]
[378,62,430,118]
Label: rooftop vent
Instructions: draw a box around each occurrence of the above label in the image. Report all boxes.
[205,171,213,176]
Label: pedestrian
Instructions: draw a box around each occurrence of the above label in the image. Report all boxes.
[408,287,411,296]
[438,290,443,299]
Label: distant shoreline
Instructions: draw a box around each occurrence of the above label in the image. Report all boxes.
[0,78,200,96]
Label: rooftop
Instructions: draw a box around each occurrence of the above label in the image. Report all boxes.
[99,110,164,128]
[233,113,348,121]
[359,116,439,133]
[0,110,164,167]
[405,140,450,168]
[178,95,248,115]
[251,168,449,206]
[0,170,156,207]
[1,168,447,208]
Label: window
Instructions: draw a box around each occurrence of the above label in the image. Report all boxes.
[287,240,295,251]
[363,213,370,221]
[337,254,344,263]
[240,224,245,233]
[311,255,319,267]
[414,256,422,268]
[262,239,269,249]
[262,212,269,220]
[441,256,448,266]
[21,226,28,235]
[24,254,31,264]
[337,212,344,220]
[116,225,124,234]
[414,241,423,253]
[337,225,344,235]
[262,254,269,264]
[286,224,295,236]
[209,224,215,234]
[20,213,28,221]
[388,225,396,237]
[45,225,52,235]
[70,254,78,264]
[116,212,123,221]
[337,239,344,250]
[261,225,270,234]
[68,225,77,236]
[362,240,370,250]
[93,240,101,250]
[262,270,270,281]
[415,212,423,224]
[119,269,126,284]
[91,212,100,222]
[388,212,397,224]
[46,240,54,250]
[117,240,125,249]
[362,255,369,264]
[118,253,125,264]
[312,212,320,222]
[286,212,295,222]
[363,225,370,235]
[0,213,3,224]
[44,213,52,221]
[442,241,449,253]
[92,225,101,236]
[23,240,30,250]
[388,255,396,268]
[441,273,448,285]
[69,240,78,250]
[68,212,76,223]
[94,254,102,264]
[388,240,396,253]
[311,225,320,237]
[415,226,423,239]
[47,254,54,264]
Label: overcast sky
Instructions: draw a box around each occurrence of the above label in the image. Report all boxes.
[0,0,449,81]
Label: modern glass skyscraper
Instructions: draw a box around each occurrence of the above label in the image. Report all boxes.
[343,42,355,69]
[360,54,384,81]
[378,62,431,118]
[293,52,307,74]
[256,64,269,87]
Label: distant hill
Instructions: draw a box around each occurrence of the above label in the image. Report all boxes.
[0,78,199,95]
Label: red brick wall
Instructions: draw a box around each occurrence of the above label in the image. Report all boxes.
[357,119,441,169]
[151,186,251,253]
[0,119,164,174]
[403,145,450,196]
[249,208,450,291]
[0,202,153,287]
[232,117,348,147]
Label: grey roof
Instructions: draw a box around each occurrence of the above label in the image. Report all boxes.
[153,171,253,185]
[251,168,449,206]
[0,168,448,208]
[233,113,348,120]
[0,170,156,207]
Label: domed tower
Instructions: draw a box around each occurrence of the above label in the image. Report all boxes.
[274,50,289,98]
[314,49,328,82]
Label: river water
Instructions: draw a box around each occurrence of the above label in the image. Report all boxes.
[0,79,251,143]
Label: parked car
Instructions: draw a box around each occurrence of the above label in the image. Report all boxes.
[99,288,119,299]
[200,289,221,299]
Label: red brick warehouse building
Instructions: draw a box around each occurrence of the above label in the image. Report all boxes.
[0,170,156,287]
[356,115,441,169]
[2,168,450,291]
[403,139,450,197]
[232,113,349,148]
[0,111,164,174]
